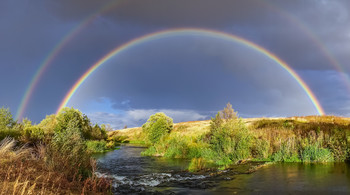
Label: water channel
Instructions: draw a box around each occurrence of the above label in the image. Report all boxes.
[95,144,350,194]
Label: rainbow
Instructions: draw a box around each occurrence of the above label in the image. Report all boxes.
[56,28,326,115]
[17,1,341,120]
[265,3,350,93]
[15,0,125,120]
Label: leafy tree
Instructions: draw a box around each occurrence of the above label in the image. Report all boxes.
[21,118,33,129]
[55,107,92,139]
[38,114,57,135]
[210,102,237,132]
[142,112,173,144]
[0,107,15,130]
[91,124,107,140]
[207,103,252,164]
[101,124,113,132]
[22,125,45,143]
[46,119,92,179]
[0,107,21,140]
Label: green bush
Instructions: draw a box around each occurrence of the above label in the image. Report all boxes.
[22,126,45,143]
[253,139,270,160]
[142,112,173,144]
[188,158,207,172]
[0,107,15,131]
[86,140,108,153]
[46,120,92,180]
[90,124,108,140]
[164,137,189,158]
[141,145,157,156]
[271,138,300,162]
[206,103,253,165]
[0,107,21,140]
[301,143,334,162]
[55,107,93,140]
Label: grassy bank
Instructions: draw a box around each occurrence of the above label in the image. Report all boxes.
[0,107,114,194]
[109,107,350,171]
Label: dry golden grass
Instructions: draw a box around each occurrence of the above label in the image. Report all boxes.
[109,120,212,142]
[0,138,111,195]
[172,120,211,137]
[109,116,350,144]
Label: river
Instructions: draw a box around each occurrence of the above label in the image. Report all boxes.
[95,144,350,194]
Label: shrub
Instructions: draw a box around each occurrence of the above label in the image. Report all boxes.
[301,142,334,162]
[90,124,108,140]
[86,140,116,153]
[142,112,173,144]
[252,139,270,160]
[0,107,21,140]
[0,107,15,130]
[38,114,56,136]
[86,140,107,153]
[46,120,92,180]
[271,138,300,162]
[164,137,189,158]
[55,107,92,140]
[206,103,253,165]
[188,158,207,172]
[141,145,157,156]
[22,126,45,143]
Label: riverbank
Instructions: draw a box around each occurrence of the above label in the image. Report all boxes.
[0,107,113,194]
[109,115,350,171]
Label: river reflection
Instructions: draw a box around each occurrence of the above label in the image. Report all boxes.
[214,163,350,194]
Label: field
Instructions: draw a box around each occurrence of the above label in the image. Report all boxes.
[109,116,350,170]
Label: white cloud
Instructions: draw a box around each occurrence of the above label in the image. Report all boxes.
[87,109,208,129]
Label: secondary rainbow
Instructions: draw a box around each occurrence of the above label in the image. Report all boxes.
[15,0,125,120]
[56,28,326,115]
[18,1,338,120]
[264,3,350,93]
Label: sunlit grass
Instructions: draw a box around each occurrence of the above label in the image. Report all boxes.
[0,138,111,194]
[112,115,350,171]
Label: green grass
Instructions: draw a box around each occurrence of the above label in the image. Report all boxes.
[109,115,350,172]
[86,140,118,153]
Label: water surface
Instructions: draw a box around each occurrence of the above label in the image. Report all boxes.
[96,144,350,194]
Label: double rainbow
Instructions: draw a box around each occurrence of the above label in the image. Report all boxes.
[18,1,347,119]
[15,0,125,120]
[56,28,326,115]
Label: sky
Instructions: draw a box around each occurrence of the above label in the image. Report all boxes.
[1,0,349,129]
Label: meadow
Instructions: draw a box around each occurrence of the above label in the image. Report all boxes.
[109,104,350,171]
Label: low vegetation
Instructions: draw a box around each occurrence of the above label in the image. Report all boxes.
[0,107,114,194]
[113,104,350,172]
[3,102,350,193]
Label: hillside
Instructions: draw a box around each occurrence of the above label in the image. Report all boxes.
[108,116,350,145]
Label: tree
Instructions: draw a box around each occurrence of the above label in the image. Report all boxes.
[38,114,57,135]
[91,124,107,140]
[0,107,15,130]
[207,103,252,164]
[220,102,237,121]
[142,112,173,144]
[210,102,237,131]
[55,107,92,139]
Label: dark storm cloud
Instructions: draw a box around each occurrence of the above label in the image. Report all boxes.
[0,1,71,115]
[46,0,350,72]
[69,36,318,119]
[46,0,264,26]
[1,0,349,123]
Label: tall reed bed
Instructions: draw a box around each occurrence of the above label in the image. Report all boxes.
[0,138,111,194]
